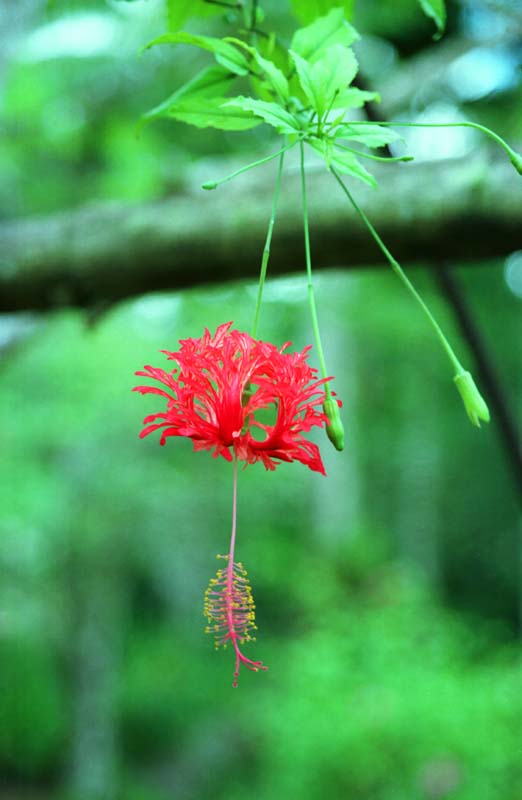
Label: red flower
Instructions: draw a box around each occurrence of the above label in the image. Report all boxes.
[133,321,334,474]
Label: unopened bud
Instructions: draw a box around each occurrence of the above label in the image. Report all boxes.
[323,397,344,451]
[202,181,217,191]
[454,371,490,428]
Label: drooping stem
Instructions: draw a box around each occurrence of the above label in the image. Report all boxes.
[202,141,295,191]
[225,456,241,685]
[227,456,239,572]
[337,120,522,170]
[252,147,286,338]
[224,455,267,687]
[330,167,464,375]
[299,142,332,397]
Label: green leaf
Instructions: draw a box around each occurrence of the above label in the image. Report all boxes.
[417,0,446,39]
[310,139,377,187]
[331,87,380,110]
[166,0,192,31]
[166,0,223,28]
[166,97,262,130]
[291,44,358,117]
[141,65,235,125]
[224,97,301,134]
[224,38,290,101]
[290,0,355,25]
[142,31,250,76]
[290,7,359,63]
[334,123,401,148]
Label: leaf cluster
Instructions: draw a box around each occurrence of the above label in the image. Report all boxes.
[141,8,404,187]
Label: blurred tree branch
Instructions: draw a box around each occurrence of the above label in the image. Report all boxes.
[1,153,520,312]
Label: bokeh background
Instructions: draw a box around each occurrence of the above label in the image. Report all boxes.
[1,1,521,799]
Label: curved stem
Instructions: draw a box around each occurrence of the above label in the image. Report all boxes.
[252,147,286,338]
[300,141,332,397]
[338,120,521,164]
[331,167,464,375]
[202,141,295,190]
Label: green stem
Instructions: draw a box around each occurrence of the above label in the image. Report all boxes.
[251,148,286,339]
[202,141,296,190]
[335,143,413,163]
[331,167,464,375]
[339,120,521,165]
[299,141,332,396]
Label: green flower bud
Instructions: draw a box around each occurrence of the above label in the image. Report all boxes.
[202,181,217,191]
[454,371,490,428]
[323,397,344,451]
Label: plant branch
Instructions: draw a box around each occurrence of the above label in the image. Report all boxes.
[1,154,521,312]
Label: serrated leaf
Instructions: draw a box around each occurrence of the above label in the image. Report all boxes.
[290,7,359,63]
[225,38,290,101]
[331,87,380,110]
[166,97,262,130]
[310,139,377,187]
[142,31,250,76]
[417,0,446,39]
[141,66,235,125]
[224,97,301,134]
[291,44,358,117]
[290,0,355,24]
[334,123,400,148]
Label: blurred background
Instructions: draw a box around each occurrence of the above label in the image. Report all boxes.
[1,1,521,798]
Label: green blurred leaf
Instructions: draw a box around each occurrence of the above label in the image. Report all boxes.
[167,96,262,130]
[417,0,447,39]
[166,0,192,30]
[224,97,301,134]
[290,0,355,24]
[142,31,250,76]
[334,122,401,148]
[225,38,290,101]
[291,44,358,117]
[166,0,224,27]
[331,87,380,110]
[141,65,235,127]
[290,7,358,62]
[310,138,377,186]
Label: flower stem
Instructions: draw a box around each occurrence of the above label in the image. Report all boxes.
[227,456,239,575]
[339,120,522,171]
[299,142,331,393]
[251,147,286,338]
[330,167,464,375]
[202,141,295,191]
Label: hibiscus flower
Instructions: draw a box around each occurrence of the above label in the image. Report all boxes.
[133,322,341,685]
[133,321,334,475]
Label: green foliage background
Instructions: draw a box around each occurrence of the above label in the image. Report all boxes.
[1,1,521,798]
